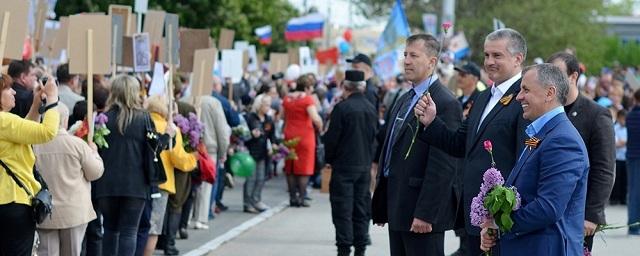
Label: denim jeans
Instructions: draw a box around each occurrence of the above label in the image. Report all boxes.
[628,158,640,234]
[98,197,145,256]
[243,160,266,208]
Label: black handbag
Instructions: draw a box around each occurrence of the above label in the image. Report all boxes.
[0,160,53,224]
[143,112,169,186]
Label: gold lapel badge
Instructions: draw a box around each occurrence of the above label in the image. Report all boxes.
[499,94,514,106]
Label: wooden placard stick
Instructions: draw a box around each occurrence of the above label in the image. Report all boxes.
[87,29,94,143]
[0,12,10,61]
[195,60,205,119]
[167,24,174,148]
[112,25,118,78]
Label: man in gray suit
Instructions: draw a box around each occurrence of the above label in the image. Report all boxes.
[547,52,615,253]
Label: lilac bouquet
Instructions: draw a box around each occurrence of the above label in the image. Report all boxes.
[93,113,111,149]
[174,113,204,152]
[271,137,300,161]
[470,140,521,233]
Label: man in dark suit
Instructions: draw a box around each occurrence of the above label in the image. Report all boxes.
[450,62,482,256]
[414,28,529,256]
[323,70,378,256]
[480,64,589,256]
[455,62,482,120]
[371,34,462,256]
[547,52,615,252]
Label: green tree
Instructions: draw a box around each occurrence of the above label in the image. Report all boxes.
[54,0,299,55]
[352,0,631,74]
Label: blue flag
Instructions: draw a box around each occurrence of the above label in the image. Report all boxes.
[377,0,410,54]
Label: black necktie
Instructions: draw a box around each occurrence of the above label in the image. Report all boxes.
[383,89,416,174]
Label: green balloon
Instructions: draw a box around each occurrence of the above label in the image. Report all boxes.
[230,152,256,177]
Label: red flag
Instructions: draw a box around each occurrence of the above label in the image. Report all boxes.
[316,47,338,65]
[22,36,32,60]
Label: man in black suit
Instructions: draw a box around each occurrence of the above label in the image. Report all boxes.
[455,62,482,120]
[450,62,482,256]
[324,70,378,256]
[414,28,529,256]
[371,34,462,256]
[547,52,615,253]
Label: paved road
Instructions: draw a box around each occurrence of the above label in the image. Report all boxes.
[170,175,639,256]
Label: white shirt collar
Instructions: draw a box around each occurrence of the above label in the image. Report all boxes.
[492,72,522,97]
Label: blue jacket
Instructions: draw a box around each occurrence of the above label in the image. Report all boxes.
[502,113,589,256]
[627,106,640,159]
[212,92,241,127]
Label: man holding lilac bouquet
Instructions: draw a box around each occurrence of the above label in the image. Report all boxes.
[479,64,589,255]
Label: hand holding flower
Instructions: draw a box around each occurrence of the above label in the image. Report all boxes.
[414,93,437,127]
[480,219,498,252]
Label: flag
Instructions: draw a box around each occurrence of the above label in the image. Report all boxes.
[285,13,324,41]
[255,25,272,45]
[449,32,470,61]
[373,49,402,81]
[377,0,410,54]
[316,47,339,65]
[493,18,506,31]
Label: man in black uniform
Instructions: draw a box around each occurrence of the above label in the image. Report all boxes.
[323,70,378,256]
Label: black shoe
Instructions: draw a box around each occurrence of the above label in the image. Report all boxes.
[299,199,310,207]
[354,248,365,256]
[164,246,179,256]
[289,200,300,207]
[178,227,188,239]
[217,203,229,211]
[338,246,351,256]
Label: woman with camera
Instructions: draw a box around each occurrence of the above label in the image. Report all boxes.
[0,74,59,255]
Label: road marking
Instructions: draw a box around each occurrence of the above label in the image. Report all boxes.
[182,200,289,256]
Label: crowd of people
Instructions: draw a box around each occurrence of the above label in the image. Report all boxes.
[0,26,639,256]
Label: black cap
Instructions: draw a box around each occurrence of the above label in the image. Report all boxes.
[454,62,481,79]
[345,70,365,83]
[346,53,372,67]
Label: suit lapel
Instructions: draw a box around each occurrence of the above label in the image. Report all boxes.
[505,113,566,185]
[566,95,584,122]
[471,79,522,148]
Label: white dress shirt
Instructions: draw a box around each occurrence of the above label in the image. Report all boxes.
[478,73,522,130]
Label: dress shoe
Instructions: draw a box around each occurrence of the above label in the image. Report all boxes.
[178,228,189,239]
[289,200,300,207]
[244,206,260,214]
[164,246,179,255]
[217,202,229,211]
[254,202,270,212]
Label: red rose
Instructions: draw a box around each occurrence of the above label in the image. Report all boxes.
[483,140,493,152]
[442,22,452,33]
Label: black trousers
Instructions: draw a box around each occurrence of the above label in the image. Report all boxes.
[610,160,628,204]
[81,199,102,256]
[0,203,35,256]
[329,169,371,248]
[388,230,444,256]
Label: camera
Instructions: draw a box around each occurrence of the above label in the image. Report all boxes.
[271,72,284,80]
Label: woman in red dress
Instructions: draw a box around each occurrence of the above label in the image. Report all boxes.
[283,75,323,207]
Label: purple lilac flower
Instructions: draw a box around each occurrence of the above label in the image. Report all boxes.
[511,186,522,210]
[482,168,504,187]
[95,113,108,125]
[470,194,489,227]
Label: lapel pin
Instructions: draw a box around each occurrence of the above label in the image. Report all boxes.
[571,112,577,117]
[500,94,513,106]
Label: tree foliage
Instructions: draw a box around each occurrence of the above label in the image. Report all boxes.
[54,0,299,54]
[352,0,635,74]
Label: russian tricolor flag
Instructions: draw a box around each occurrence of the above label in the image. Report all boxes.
[255,25,272,45]
[285,13,324,41]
